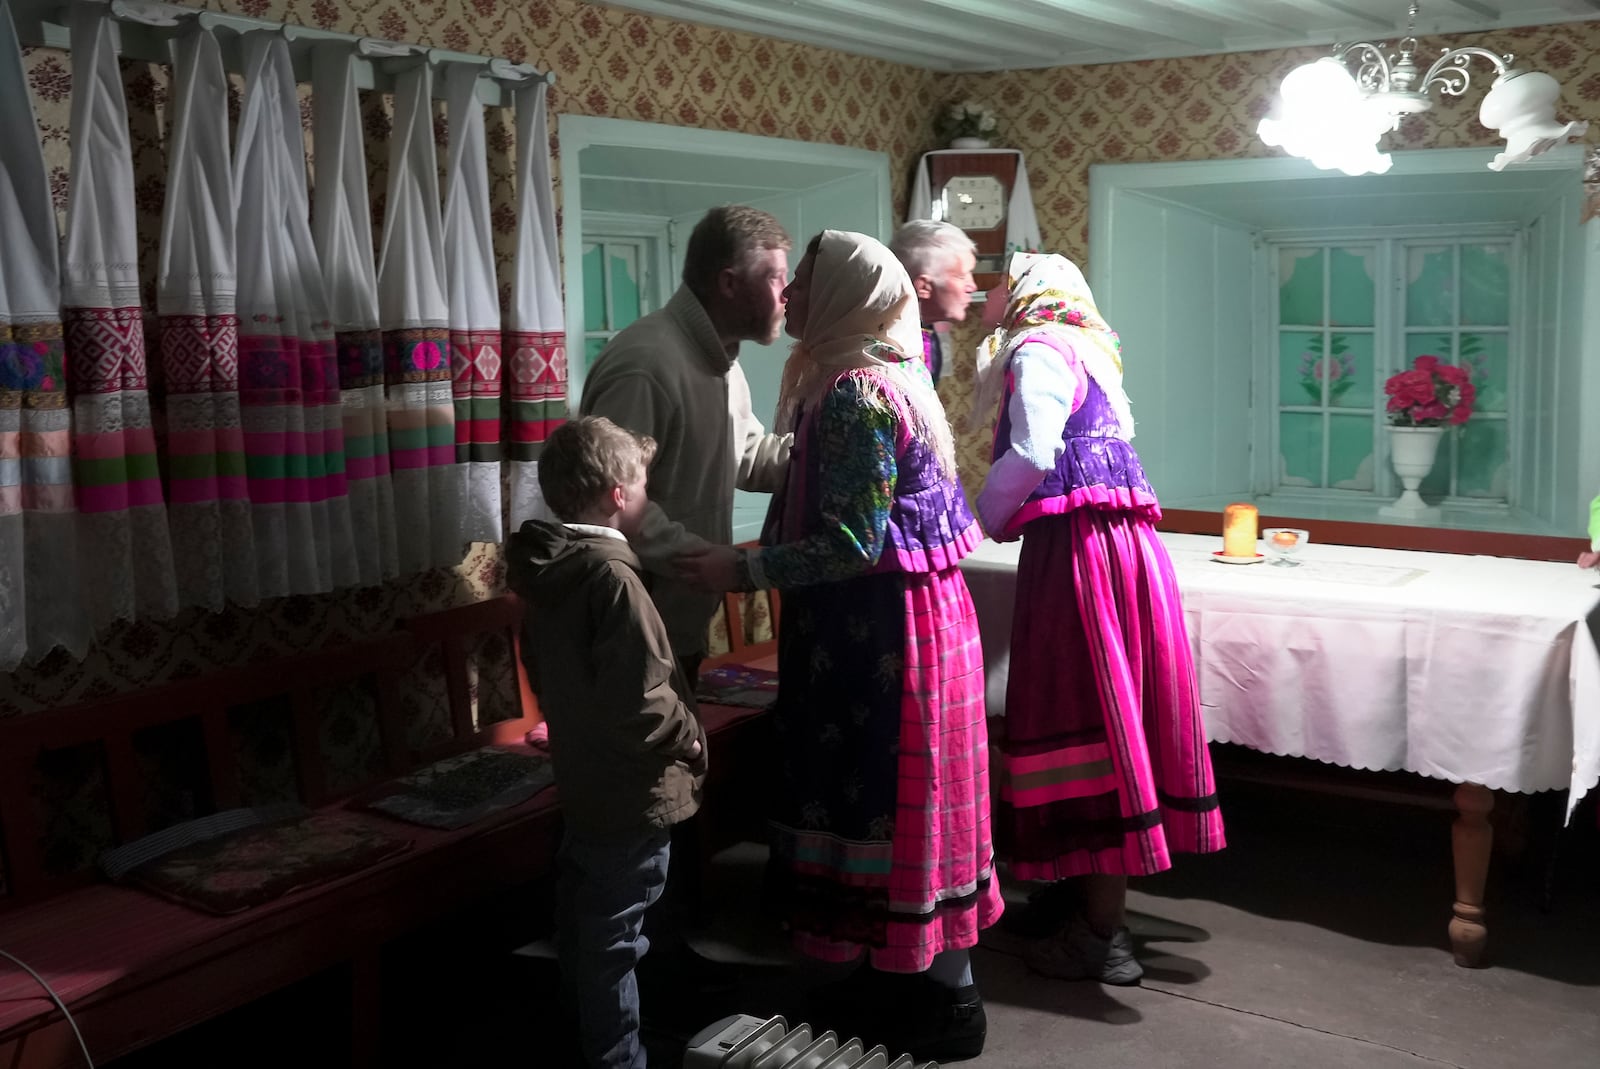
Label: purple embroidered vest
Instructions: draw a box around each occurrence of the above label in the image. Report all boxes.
[767,369,979,572]
[920,327,943,386]
[992,337,1160,536]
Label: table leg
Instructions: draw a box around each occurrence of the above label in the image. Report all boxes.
[1448,782,1494,968]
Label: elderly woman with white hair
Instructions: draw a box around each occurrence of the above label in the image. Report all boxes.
[679,230,1000,1062]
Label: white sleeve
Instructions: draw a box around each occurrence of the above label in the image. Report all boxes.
[728,362,792,493]
[975,341,1088,537]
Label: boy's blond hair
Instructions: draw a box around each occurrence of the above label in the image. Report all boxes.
[537,416,657,522]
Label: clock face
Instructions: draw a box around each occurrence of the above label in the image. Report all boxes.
[939,174,1006,232]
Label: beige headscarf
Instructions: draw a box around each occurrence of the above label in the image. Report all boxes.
[970,252,1134,440]
[776,229,958,477]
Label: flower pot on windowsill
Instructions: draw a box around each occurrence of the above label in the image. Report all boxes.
[949,136,992,149]
[1378,425,1444,524]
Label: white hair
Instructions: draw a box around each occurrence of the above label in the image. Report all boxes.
[889,220,976,281]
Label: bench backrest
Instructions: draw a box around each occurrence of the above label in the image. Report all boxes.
[0,594,538,907]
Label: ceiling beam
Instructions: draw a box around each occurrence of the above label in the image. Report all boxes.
[1017,0,1231,48]
[1154,0,1312,37]
[891,0,1147,55]
[772,0,1072,63]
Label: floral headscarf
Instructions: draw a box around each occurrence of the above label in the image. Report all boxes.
[971,252,1134,440]
[776,230,958,477]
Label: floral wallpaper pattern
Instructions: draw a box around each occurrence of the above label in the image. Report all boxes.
[5,4,1600,712]
[933,22,1600,496]
[3,0,937,717]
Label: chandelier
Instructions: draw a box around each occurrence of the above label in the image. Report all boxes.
[1257,2,1588,176]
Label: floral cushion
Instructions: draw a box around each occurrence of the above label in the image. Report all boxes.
[696,664,780,710]
[119,811,412,916]
[361,748,554,831]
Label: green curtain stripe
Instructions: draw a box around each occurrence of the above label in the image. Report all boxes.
[74,452,161,485]
[166,452,247,480]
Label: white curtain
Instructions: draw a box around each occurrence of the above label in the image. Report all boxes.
[158,24,257,611]
[442,63,504,544]
[60,0,177,628]
[234,30,358,596]
[377,61,466,571]
[505,80,566,531]
[312,43,399,586]
[0,0,88,670]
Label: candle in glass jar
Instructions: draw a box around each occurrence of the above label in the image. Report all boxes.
[1223,502,1258,558]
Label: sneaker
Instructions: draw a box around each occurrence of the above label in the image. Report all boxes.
[1025,917,1143,985]
[1001,879,1081,938]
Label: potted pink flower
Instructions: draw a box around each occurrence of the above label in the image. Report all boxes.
[1379,355,1477,521]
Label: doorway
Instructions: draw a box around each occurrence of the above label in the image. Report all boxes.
[558,116,893,540]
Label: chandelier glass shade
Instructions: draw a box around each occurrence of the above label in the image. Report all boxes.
[1257,4,1589,177]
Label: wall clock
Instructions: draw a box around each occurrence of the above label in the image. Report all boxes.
[911,149,1038,294]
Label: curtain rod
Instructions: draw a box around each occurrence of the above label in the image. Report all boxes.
[11,0,554,108]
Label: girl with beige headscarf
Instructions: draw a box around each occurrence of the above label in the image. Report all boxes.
[975,252,1225,988]
[680,231,1001,1062]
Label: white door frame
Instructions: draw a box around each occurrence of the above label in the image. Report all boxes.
[557,116,894,406]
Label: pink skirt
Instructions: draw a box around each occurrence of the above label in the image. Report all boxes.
[772,565,1004,973]
[993,510,1225,879]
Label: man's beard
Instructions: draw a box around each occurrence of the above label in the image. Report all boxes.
[738,303,783,346]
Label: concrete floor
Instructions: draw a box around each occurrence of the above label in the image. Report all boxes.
[110,781,1599,1067]
[662,782,1600,1069]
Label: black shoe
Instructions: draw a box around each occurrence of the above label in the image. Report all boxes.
[1002,879,1081,938]
[897,981,987,1063]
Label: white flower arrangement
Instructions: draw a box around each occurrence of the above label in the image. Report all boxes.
[936,99,1000,143]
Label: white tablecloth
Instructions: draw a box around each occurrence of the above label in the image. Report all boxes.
[959,533,1600,821]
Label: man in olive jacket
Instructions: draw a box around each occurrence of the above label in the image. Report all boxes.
[581,205,793,679]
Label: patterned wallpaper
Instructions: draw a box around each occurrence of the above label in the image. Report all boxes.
[3,0,937,714]
[932,22,1600,492]
[6,2,1599,711]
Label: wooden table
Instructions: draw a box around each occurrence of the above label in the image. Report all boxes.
[959,533,1600,966]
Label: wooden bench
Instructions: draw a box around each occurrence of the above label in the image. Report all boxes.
[0,592,774,1067]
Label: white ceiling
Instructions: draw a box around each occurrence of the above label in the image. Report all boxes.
[579,143,864,216]
[595,0,1600,72]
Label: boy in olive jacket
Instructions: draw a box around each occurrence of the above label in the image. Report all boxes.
[506,416,706,1069]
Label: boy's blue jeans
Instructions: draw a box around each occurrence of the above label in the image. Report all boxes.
[557,825,672,1069]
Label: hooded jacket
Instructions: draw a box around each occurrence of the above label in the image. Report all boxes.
[506,520,706,836]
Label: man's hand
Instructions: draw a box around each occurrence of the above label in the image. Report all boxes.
[1578,549,1599,570]
[676,545,741,592]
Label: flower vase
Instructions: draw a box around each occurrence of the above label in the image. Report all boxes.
[950,136,991,149]
[1378,426,1444,523]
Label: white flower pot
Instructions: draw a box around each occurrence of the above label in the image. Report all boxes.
[1378,426,1444,523]
[950,136,992,149]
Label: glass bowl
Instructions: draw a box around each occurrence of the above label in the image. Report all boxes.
[1262,527,1309,567]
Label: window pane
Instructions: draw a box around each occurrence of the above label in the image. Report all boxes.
[1327,332,1373,410]
[1328,414,1374,490]
[609,245,642,326]
[1405,246,1454,327]
[1402,330,1456,370]
[1419,437,1451,499]
[1278,248,1323,326]
[1328,247,1375,327]
[1457,419,1508,498]
[582,244,606,332]
[584,337,608,369]
[1459,333,1507,414]
[1279,412,1323,487]
[1460,244,1510,326]
[1279,331,1325,406]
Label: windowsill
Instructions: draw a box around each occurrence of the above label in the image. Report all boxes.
[1163,493,1573,539]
